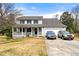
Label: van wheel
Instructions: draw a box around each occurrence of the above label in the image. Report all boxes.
[62,37,64,40]
[47,37,49,39]
[58,36,59,38]
[58,35,60,38]
[60,37,62,39]
[54,37,56,39]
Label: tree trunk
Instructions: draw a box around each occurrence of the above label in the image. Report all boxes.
[75,14,78,32]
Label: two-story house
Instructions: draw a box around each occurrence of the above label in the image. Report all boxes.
[12,16,66,39]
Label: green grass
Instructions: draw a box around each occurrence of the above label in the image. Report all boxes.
[0,36,47,56]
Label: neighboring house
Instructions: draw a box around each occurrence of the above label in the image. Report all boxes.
[12,16,66,39]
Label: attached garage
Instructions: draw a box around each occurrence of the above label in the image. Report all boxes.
[42,18,66,36]
[42,27,66,36]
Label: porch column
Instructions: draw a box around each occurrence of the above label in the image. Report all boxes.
[25,28,27,37]
[31,27,32,36]
[12,27,14,37]
[37,28,39,36]
[22,27,23,36]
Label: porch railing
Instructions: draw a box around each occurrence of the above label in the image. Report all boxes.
[13,32,26,35]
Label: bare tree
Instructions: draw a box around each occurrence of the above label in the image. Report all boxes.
[72,5,79,32]
[0,3,21,38]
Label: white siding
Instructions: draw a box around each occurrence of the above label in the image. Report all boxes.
[32,20,34,24]
[38,20,42,24]
[15,20,20,24]
[42,27,66,36]
[25,20,27,24]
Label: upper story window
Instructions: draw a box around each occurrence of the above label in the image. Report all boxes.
[34,20,38,24]
[27,20,31,24]
[20,20,25,24]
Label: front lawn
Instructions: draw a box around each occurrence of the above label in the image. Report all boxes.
[0,36,47,56]
[74,33,79,41]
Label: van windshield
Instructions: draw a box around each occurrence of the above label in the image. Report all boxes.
[62,31,70,34]
[47,31,55,34]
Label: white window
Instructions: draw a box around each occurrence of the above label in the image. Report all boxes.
[34,20,38,24]
[27,20,31,24]
[20,20,25,24]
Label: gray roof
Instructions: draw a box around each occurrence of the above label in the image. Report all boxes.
[17,16,43,20]
[43,18,66,28]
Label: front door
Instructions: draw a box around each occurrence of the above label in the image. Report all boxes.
[34,28,37,36]
[27,28,31,36]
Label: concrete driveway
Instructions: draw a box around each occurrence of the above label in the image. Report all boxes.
[45,38,79,56]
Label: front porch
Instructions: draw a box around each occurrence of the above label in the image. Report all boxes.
[12,27,42,39]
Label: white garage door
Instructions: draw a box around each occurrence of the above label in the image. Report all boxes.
[42,27,66,36]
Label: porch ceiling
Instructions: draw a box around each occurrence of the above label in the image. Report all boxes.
[13,24,44,27]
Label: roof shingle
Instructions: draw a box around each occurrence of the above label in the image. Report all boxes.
[17,16,43,20]
[43,18,66,27]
